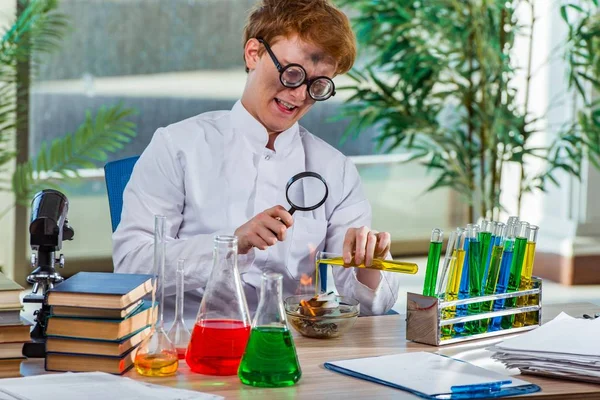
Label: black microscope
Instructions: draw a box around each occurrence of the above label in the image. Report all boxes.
[22,189,74,358]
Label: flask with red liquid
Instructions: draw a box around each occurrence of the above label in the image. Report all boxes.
[185,235,251,375]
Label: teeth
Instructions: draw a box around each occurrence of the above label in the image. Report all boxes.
[277,98,295,110]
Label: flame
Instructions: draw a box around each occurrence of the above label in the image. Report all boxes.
[300,274,313,286]
[295,242,318,295]
[300,299,317,317]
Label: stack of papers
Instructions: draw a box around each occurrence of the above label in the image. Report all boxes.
[0,372,222,400]
[490,312,600,383]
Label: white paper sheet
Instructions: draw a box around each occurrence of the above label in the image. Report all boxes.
[495,312,600,356]
[0,372,222,400]
[326,352,531,396]
[490,312,600,384]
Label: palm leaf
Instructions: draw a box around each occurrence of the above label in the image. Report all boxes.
[11,105,137,205]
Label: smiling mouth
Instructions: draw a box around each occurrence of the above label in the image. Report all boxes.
[275,98,297,111]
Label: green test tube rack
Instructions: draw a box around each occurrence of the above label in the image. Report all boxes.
[406,277,542,346]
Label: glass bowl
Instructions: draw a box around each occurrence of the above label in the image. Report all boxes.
[284,294,359,339]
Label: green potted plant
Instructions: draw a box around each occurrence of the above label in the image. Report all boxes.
[338,0,600,222]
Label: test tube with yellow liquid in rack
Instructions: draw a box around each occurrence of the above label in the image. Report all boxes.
[513,225,539,327]
[438,228,466,339]
[315,251,418,293]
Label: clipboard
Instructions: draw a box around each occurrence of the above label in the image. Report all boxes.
[324,352,541,399]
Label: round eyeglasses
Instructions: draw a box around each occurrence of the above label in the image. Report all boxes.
[257,38,336,101]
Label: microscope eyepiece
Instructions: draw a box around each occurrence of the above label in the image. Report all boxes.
[29,189,74,252]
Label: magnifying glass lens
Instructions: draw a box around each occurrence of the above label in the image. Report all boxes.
[285,172,329,214]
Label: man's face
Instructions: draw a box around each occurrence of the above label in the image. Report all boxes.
[242,35,337,134]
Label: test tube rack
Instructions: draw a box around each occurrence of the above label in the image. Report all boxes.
[406,277,542,346]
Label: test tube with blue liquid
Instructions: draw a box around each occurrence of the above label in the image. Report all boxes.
[489,221,517,331]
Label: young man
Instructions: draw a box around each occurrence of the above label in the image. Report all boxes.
[113,0,401,320]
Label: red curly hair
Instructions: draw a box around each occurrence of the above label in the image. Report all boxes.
[243,0,356,75]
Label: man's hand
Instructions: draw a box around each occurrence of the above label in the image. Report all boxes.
[342,227,391,290]
[234,206,294,254]
[342,226,391,266]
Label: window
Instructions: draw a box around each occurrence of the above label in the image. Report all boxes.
[29,0,458,269]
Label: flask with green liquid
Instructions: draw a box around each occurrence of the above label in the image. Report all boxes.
[238,272,301,387]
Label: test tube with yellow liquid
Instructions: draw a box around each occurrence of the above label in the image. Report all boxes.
[439,229,466,339]
[513,225,539,327]
[315,251,418,278]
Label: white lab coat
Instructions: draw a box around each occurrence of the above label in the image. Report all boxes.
[112,100,400,322]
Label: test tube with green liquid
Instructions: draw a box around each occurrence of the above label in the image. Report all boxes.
[480,221,495,287]
[513,225,539,327]
[422,228,443,297]
[440,229,466,339]
[500,221,530,329]
[466,225,484,334]
[480,223,507,327]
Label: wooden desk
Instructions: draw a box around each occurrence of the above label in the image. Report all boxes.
[21,302,600,399]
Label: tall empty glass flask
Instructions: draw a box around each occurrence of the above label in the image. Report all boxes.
[134,215,179,377]
[167,259,191,359]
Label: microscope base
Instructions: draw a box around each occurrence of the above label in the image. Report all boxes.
[22,340,46,358]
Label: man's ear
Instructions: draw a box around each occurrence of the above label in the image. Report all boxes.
[244,38,261,71]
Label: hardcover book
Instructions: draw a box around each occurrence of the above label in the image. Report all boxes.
[47,272,153,309]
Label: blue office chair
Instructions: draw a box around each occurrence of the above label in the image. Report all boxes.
[104,155,140,232]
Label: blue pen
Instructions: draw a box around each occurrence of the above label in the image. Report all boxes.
[451,380,512,394]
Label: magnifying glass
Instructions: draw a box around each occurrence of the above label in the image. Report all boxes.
[285,171,329,215]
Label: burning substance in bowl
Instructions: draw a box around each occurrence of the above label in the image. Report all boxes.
[284,293,359,338]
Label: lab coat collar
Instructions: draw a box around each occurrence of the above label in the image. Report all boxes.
[231,100,300,156]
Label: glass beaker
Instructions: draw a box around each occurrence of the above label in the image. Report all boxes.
[238,272,301,387]
[134,215,179,377]
[167,259,191,359]
[186,235,251,375]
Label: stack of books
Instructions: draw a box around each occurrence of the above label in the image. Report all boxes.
[0,272,31,378]
[45,272,155,374]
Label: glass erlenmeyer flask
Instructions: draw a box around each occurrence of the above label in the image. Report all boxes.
[167,259,191,359]
[186,235,251,375]
[134,215,179,377]
[238,272,301,387]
